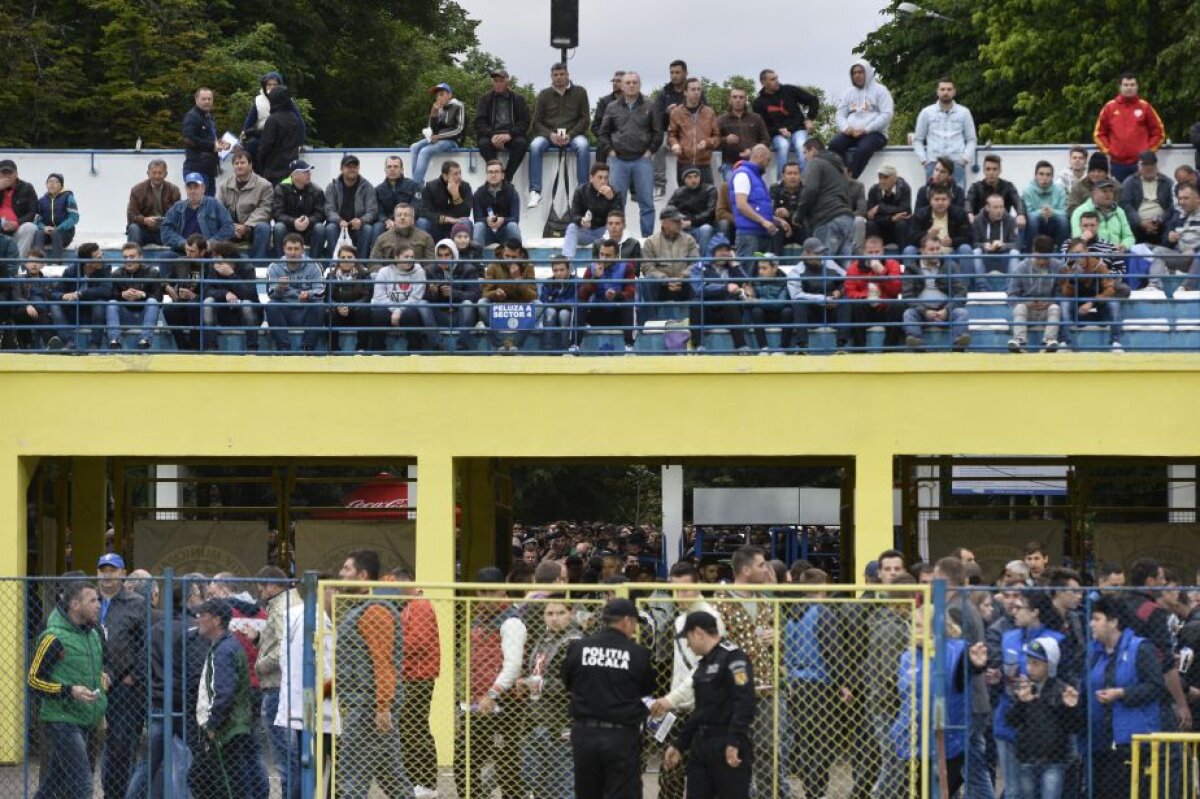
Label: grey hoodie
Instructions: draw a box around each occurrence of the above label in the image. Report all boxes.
[1009,257,1062,301]
[836,60,894,138]
[371,260,426,307]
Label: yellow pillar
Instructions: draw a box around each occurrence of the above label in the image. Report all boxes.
[69,457,108,573]
[0,456,33,761]
[416,453,457,771]
[854,450,895,577]
[457,458,498,580]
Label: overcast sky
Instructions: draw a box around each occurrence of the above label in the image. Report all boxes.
[455,0,893,104]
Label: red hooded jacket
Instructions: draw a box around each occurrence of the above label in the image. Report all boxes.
[1094,93,1164,165]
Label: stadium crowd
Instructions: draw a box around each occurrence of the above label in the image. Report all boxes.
[1,65,1198,352]
[24,533,1200,799]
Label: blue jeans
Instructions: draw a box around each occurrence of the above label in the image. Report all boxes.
[237,221,273,262]
[903,305,969,339]
[126,223,163,247]
[687,224,715,258]
[409,138,456,185]
[995,738,1020,799]
[522,726,574,799]
[337,698,413,799]
[542,305,576,350]
[265,301,323,350]
[35,722,92,799]
[828,131,889,178]
[124,719,191,799]
[607,155,655,236]
[1018,762,1065,799]
[562,223,606,257]
[813,214,856,261]
[1059,298,1122,344]
[106,299,160,341]
[473,220,522,248]
[261,688,300,799]
[1024,212,1068,248]
[973,247,1019,291]
[430,300,478,349]
[273,221,327,259]
[736,232,774,260]
[772,130,809,179]
[528,135,591,192]
[966,713,997,799]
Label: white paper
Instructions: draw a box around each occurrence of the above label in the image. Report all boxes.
[218,131,240,161]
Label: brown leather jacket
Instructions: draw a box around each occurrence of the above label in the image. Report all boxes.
[127,179,182,226]
[668,104,720,168]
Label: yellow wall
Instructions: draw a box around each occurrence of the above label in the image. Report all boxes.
[3,351,1200,583]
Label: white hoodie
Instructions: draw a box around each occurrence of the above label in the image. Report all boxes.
[371,261,426,307]
[836,59,894,138]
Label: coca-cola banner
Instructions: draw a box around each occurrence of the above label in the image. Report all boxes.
[293,520,416,576]
[134,520,269,575]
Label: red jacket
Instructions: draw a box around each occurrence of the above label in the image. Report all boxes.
[400,596,441,681]
[1094,94,1164,165]
[844,258,903,306]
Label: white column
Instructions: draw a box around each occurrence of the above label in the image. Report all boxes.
[1168,465,1196,522]
[155,465,180,521]
[662,465,684,567]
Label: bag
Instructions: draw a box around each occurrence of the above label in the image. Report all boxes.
[542,152,572,239]
[336,226,352,253]
[664,319,691,351]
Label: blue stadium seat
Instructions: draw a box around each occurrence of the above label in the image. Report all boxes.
[579,329,625,354]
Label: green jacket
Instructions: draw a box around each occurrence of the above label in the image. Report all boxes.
[1070,199,1135,248]
[29,608,107,727]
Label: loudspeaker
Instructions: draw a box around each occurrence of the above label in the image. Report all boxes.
[550,0,579,49]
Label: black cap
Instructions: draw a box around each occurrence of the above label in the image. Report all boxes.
[476,566,505,584]
[601,598,638,620]
[193,598,233,626]
[681,166,701,179]
[679,610,720,637]
[1087,152,1109,173]
[0,159,15,172]
[1094,177,1117,189]
[659,206,681,221]
[1138,150,1158,165]
[340,154,360,167]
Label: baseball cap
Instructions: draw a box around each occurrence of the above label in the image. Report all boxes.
[340,154,360,167]
[1138,150,1158,165]
[490,68,510,79]
[679,610,720,637]
[600,598,639,620]
[476,566,505,584]
[429,82,453,95]
[877,165,898,177]
[1094,177,1117,189]
[865,560,880,580]
[193,598,233,626]
[183,172,206,186]
[0,159,16,173]
[97,553,125,570]
[289,159,313,173]
[802,237,829,254]
[659,206,681,221]
[1024,636,1061,676]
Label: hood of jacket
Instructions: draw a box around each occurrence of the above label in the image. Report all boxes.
[434,237,459,260]
[850,58,876,87]
[267,85,292,113]
[261,71,284,92]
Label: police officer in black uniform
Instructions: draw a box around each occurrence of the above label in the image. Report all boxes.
[562,597,656,799]
[664,610,757,799]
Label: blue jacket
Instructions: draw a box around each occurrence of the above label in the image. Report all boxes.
[730,161,773,236]
[892,638,968,760]
[690,260,750,300]
[37,191,79,232]
[784,605,832,683]
[161,198,235,251]
[181,105,219,174]
[375,177,422,221]
[540,278,576,306]
[1088,628,1163,747]
[993,625,1065,742]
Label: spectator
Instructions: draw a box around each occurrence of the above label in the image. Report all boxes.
[669,166,717,256]
[590,71,625,164]
[1023,160,1070,248]
[847,167,869,252]
[1088,595,1166,799]
[795,137,855,259]
[864,571,914,798]
[902,233,971,351]
[518,597,582,799]
[27,580,106,799]
[384,571,441,798]
[410,82,466,185]
[528,62,591,207]
[1023,541,1049,581]
[1067,152,1122,219]
[36,173,79,261]
[717,87,770,182]
[161,234,206,351]
[598,71,662,237]
[914,155,968,214]
[840,234,904,350]
[754,68,819,179]
[371,203,435,267]
[255,568,301,799]
[471,159,522,248]
[564,163,624,258]
[596,210,642,262]
[324,154,379,257]
[126,159,182,247]
[829,59,894,179]
[106,242,161,350]
[1123,558,1194,735]
[1146,182,1200,291]
[418,159,473,243]
[540,254,578,352]
[1059,237,1123,351]
[651,60,700,195]
[238,72,304,157]
[265,232,326,352]
[475,68,531,184]
[1056,145,1089,199]
[218,149,274,263]
[0,160,41,257]
[769,161,807,252]
[729,144,778,259]
[971,194,1020,291]
[905,184,973,260]
[324,243,372,351]
[425,237,481,352]
[373,156,422,245]
[1070,210,1123,269]
[1094,72,1165,182]
[50,242,109,347]
[11,251,61,349]
[257,85,304,185]
[912,77,976,188]
[690,235,751,352]
[1120,150,1174,245]
[1174,164,1198,205]
[202,240,261,350]
[181,87,229,195]
[787,238,843,351]
[866,165,912,252]
[578,238,636,350]
[481,240,538,352]
[642,207,700,310]
[747,254,794,352]
[369,244,427,352]
[966,154,1026,227]
[1008,234,1063,353]
[162,172,234,254]
[272,159,327,258]
[668,77,720,185]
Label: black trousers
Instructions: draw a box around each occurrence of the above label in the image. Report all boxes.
[686,733,752,799]
[571,723,641,799]
[478,136,529,183]
[400,679,437,788]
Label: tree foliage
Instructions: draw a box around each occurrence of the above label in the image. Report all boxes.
[856,0,1200,145]
[0,0,499,148]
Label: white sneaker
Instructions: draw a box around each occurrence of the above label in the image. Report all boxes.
[413,787,439,799]
[526,190,541,208]
[624,344,634,354]
[1111,340,1124,352]
[1007,338,1024,353]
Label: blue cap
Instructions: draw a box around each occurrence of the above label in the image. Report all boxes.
[429,82,452,95]
[183,172,206,186]
[98,553,125,570]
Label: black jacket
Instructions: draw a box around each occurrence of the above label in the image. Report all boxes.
[12,271,53,314]
[753,85,819,137]
[668,184,717,228]
[867,179,913,218]
[568,184,625,227]
[324,264,371,305]
[420,176,473,225]
[182,105,219,175]
[100,588,148,684]
[591,91,620,138]
[966,177,1025,217]
[0,179,38,224]
[915,180,967,213]
[1004,677,1083,763]
[675,640,756,754]
[258,87,303,184]
[471,181,521,223]
[203,257,259,303]
[273,182,327,231]
[51,262,112,302]
[474,90,531,142]
[375,177,422,221]
[909,205,973,249]
[110,264,163,302]
[561,626,655,727]
[598,95,664,160]
[425,261,482,304]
